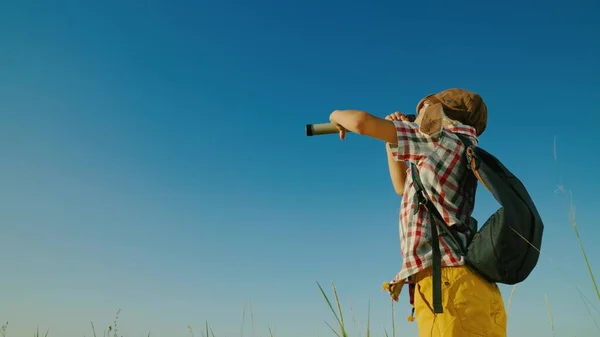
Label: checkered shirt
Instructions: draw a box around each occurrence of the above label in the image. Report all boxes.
[388,120,479,283]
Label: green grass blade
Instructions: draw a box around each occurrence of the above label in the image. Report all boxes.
[91,322,97,337]
[555,138,600,300]
[507,285,518,319]
[349,307,359,336]
[545,294,555,337]
[578,289,600,334]
[366,301,371,337]
[331,282,345,328]
[250,301,255,337]
[0,322,7,337]
[324,322,341,337]
[316,282,343,327]
[391,300,396,337]
[578,288,600,315]
[568,202,600,301]
[241,302,247,337]
[316,281,347,337]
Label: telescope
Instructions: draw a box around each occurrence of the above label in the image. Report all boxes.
[305,114,416,136]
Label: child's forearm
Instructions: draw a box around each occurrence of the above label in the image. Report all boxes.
[386,144,408,195]
[329,110,398,144]
[329,110,369,134]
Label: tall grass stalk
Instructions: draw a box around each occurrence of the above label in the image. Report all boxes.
[33,325,49,337]
[240,303,246,337]
[390,300,396,337]
[249,302,255,337]
[506,285,518,319]
[316,281,348,337]
[545,293,555,337]
[578,289,600,333]
[201,321,215,337]
[555,136,599,300]
[567,197,600,301]
[349,307,359,336]
[366,301,371,337]
[108,309,121,337]
[91,322,98,337]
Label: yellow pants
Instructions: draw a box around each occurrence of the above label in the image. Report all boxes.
[413,265,507,337]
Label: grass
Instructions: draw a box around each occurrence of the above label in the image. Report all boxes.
[0,247,598,337]
[554,136,599,301]
[545,293,555,337]
[316,281,349,337]
[506,285,518,319]
[563,187,600,301]
[2,275,597,337]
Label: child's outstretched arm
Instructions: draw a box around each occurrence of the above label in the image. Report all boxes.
[329,109,411,195]
[329,110,398,143]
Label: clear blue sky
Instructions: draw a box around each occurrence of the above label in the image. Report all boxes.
[1,0,599,336]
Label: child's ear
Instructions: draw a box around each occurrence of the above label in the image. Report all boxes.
[419,103,444,136]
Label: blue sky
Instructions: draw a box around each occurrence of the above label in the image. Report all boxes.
[1,0,599,336]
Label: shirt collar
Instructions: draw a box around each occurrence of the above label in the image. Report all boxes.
[444,123,478,139]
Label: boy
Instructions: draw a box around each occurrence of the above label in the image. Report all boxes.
[329,88,506,337]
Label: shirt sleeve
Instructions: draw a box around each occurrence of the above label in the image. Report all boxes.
[387,120,439,162]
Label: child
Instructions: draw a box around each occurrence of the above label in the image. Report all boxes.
[329,88,506,337]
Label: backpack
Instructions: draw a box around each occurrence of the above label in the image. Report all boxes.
[410,135,544,314]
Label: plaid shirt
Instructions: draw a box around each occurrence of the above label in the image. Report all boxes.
[388,120,479,283]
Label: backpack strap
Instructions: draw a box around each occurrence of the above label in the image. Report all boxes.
[410,134,473,314]
[456,134,492,192]
[456,134,473,150]
[456,134,479,239]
